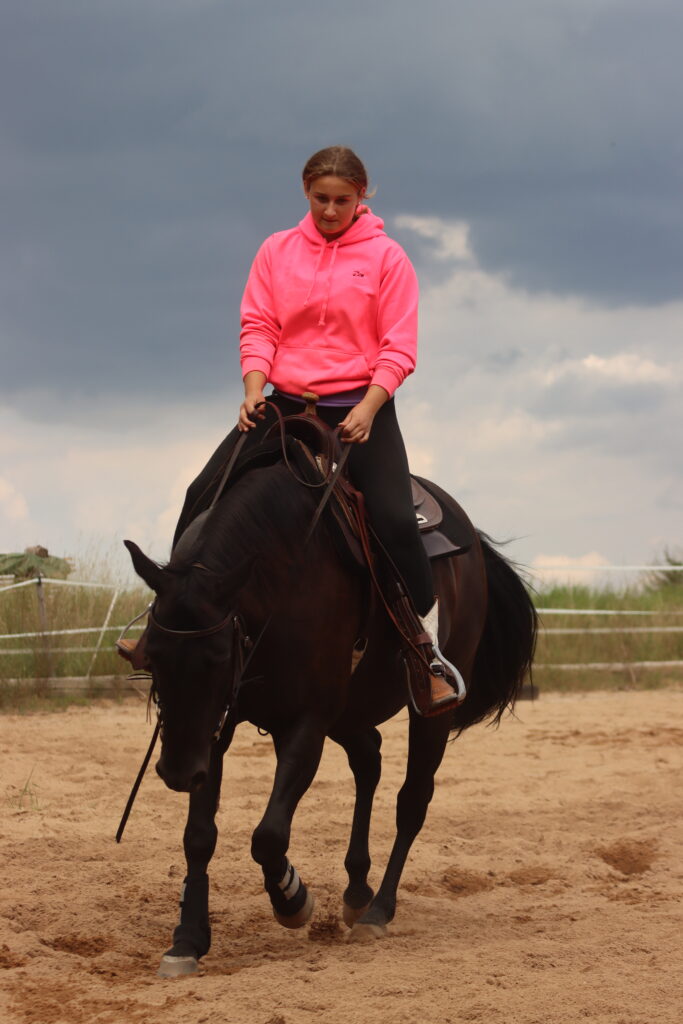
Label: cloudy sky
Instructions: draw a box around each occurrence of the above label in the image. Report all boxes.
[1,0,681,583]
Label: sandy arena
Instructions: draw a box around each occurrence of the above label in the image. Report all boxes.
[1,688,682,1024]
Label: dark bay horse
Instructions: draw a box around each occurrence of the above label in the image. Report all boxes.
[125,458,536,977]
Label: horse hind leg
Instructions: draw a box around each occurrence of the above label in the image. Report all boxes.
[349,710,451,942]
[157,744,225,978]
[250,718,326,929]
[331,726,382,927]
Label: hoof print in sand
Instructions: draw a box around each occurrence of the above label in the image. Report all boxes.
[308,912,343,943]
[596,838,657,877]
[441,867,495,897]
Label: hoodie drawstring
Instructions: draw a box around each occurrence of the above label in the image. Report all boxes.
[318,241,338,327]
[303,245,325,309]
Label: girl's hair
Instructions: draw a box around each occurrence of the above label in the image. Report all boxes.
[302,146,374,197]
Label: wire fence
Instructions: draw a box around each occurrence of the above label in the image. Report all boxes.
[1,566,682,690]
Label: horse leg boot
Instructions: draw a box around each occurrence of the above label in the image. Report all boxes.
[349,709,451,941]
[251,718,326,928]
[157,744,225,977]
[332,727,383,926]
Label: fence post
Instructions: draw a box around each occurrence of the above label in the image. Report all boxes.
[35,575,54,679]
[86,588,120,680]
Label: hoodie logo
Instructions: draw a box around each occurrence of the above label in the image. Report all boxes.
[352,270,365,277]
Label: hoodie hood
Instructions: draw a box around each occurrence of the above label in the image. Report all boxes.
[298,209,387,325]
[297,207,386,247]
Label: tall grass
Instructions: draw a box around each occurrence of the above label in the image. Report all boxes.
[0,575,150,709]
[2,560,682,709]
[533,581,683,692]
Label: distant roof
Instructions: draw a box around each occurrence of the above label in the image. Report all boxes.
[0,552,72,580]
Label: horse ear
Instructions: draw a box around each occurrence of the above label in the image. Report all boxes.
[124,539,167,594]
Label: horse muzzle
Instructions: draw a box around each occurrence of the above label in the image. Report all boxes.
[155,753,209,793]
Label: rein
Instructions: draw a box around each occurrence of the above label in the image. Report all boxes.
[116,403,351,842]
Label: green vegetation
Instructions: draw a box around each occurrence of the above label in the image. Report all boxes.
[2,558,682,710]
[6,767,41,811]
[533,579,683,692]
[0,576,150,710]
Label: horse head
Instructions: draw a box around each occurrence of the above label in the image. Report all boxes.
[124,539,251,793]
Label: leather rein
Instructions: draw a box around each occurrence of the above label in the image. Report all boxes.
[116,401,351,842]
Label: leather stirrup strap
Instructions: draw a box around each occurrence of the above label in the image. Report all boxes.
[346,489,434,669]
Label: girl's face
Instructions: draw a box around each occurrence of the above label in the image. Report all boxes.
[305,175,362,239]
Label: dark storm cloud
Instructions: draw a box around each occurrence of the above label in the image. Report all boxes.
[1,0,681,414]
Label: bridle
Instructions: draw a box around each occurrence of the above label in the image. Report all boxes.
[115,602,249,845]
[148,595,249,736]
[117,400,352,843]
[148,603,236,640]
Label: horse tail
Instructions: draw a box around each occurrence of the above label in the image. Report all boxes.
[451,532,537,734]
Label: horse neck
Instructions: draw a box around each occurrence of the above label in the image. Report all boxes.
[192,465,323,608]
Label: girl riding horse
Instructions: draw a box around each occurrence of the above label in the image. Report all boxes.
[171,145,462,714]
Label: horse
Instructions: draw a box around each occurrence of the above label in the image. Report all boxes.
[124,443,537,977]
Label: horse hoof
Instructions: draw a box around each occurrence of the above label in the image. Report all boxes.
[274,890,315,929]
[157,954,199,978]
[342,901,371,928]
[347,922,387,943]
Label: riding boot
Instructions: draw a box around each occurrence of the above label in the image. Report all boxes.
[116,621,151,672]
[419,598,467,711]
[392,593,466,717]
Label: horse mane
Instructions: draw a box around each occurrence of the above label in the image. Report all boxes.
[166,464,320,595]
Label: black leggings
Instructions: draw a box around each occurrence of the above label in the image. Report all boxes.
[173,394,434,616]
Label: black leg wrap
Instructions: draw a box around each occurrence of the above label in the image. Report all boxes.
[165,874,211,960]
[264,859,308,918]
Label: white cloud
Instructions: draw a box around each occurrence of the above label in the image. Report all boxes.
[530,550,612,587]
[543,352,675,387]
[394,215,474,263]
[393,215,683,568]
[2,214,682,580]
[0,478,28,522]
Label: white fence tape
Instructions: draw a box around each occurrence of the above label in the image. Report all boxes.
[0,624,145,640]
[0,576,117,594]
[532,564,683,572]
[543,625,683,635]
[1,647,120,656]
[537,607,683,616]
[1,572,681,677]
[535,660,683,670]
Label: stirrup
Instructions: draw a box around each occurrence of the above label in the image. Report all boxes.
[402,651,466,718]
[429,647,467,702]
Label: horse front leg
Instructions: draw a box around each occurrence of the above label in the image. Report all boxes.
[331,726,383,926]
[157,742,225,977]
[251,717,326,928]
[349,709,451,941]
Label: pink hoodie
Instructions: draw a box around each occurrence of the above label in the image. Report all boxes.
[240,209,418,398]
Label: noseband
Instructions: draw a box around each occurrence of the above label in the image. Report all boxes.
[148,603,236,639]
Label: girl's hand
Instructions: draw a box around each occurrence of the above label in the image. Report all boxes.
[239,371,267,431]
[339,400,377,444]
[238,393,266,431]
